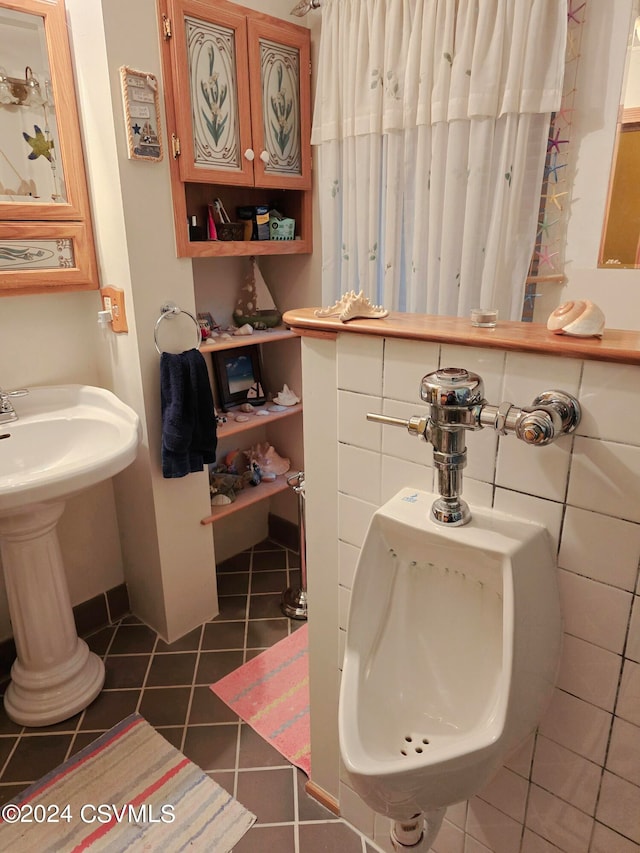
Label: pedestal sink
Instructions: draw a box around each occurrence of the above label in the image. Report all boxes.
[0,385,140,726]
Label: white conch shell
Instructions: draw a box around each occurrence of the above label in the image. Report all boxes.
[315,290,389,323]
[273,383,300,406]
[547,300,605,338]
[247,442,291,476]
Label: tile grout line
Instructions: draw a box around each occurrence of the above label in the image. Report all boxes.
[178,622,205,756]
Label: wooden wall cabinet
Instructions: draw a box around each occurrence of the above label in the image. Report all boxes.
[159,0,312,257]
[0,0,98,295]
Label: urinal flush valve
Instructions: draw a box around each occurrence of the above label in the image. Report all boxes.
[367,367,581,526]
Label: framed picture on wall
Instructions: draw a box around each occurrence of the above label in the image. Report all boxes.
[211,345,265,411]
[119,66,163,162]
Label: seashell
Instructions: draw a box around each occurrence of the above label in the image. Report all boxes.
[233,323,254,336]
[256,409,269,416]
[211,493,232,505]
[315,292,354,318]
[246,442,290,476]
[234,415,250,423]
[273,383,300,406]
[315,289,389,323]
[239,403,254,413]
[268,404,287,412]
[547,300,605,338]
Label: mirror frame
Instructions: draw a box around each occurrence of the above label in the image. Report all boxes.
[0,0,98,294]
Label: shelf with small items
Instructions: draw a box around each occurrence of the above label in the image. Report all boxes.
[217,402,302,440]
[180,185,312,258]
[200,474,289,524]
[200,326,297,353]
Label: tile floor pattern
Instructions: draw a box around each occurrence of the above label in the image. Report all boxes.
[0,539,384,853]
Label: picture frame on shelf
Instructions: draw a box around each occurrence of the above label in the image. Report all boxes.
[211,345,266,411]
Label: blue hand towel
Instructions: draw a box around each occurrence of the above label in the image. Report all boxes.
[160,348,217,478]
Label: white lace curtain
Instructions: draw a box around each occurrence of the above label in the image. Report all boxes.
[311,0,567,320]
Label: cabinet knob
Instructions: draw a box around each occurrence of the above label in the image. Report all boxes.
[259,150,270,164]
[244,148,255,161]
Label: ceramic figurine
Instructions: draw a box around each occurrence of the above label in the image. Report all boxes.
[315,289,389,322]
[547,300,605,337]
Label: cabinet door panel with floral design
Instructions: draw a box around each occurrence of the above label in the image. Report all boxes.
[247,18,311,191]
[166,0,310,191]
[167,0,254,186]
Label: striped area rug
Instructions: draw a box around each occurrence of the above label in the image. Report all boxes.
[0,713,255,852]
[211,624,310,776]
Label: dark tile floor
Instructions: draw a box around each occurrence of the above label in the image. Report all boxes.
[0,539,382,852]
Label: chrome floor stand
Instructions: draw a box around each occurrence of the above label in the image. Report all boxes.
[281,471,307,620]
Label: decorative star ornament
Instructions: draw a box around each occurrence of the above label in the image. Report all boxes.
[542,187,568,211]
[545,156,568,183]
[567,1,586,24]
[132,122,141,135]
[537,214,559,238]
[547,129,569,153]
[22,124,54,162]
[536,245,559,270]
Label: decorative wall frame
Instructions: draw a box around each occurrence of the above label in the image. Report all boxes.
[119,66,163,162]
[211,345,265,411]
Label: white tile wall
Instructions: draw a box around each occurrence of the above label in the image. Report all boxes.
[330,338,640,853]
[382,339,440,403]
[531,736,601,815]
[558,507,640,591]
[557,569,632,653]
[567,437,640,524]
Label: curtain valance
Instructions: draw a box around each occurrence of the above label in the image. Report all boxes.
[311,0,567,142]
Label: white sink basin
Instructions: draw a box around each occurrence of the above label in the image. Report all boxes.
[0,384,141,513]
[0,384,140,727]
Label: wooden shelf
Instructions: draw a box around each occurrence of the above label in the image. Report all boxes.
[200,474,290,524]
[200,326,297,353]
[217,403,302,439]
[181,239,310,258]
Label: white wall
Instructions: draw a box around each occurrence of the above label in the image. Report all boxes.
[549,0,640,329]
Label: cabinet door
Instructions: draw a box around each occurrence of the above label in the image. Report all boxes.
[167,0,255,186]
[247,18,311,191]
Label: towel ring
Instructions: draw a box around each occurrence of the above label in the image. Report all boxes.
[154,302,202,355]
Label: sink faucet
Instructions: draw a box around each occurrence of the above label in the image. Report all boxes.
[0,387,28,424]
[367,367,581,526]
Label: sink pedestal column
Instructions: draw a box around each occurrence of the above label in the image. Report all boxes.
[0,500,105,727]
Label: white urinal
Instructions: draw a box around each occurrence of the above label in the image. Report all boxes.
[339,488,561,837]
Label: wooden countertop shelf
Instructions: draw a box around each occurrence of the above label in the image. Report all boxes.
[201,475,290,524]
[282,308,640,366]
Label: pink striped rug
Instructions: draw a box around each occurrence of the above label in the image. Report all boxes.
[211,624,311,776]
[0,713,255,852]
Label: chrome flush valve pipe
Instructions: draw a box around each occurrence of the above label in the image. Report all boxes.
[367,367,581,526]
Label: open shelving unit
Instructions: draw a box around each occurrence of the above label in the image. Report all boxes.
[198,324,302,527]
